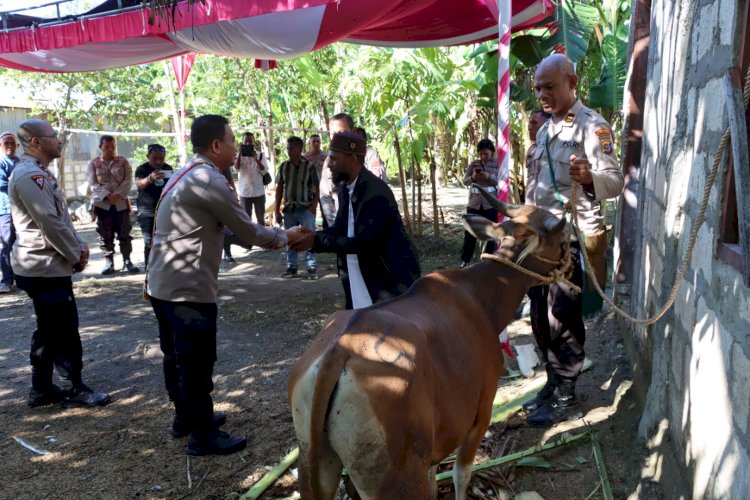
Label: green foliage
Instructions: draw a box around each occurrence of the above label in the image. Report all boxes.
[0,0,630,189]
[588,0,631,112]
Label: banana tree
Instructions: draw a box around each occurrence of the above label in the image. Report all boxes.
[588,0,631,122]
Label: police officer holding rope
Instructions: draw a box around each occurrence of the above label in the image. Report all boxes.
[523,54,624,426]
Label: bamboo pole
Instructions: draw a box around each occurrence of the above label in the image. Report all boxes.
[434,432,591,483]
[591,432,614,500]
[240,447,299,500]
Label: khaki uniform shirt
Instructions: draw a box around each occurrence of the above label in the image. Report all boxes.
[10,154,85,277]
[526,100,624,233]
[463,158,500,210]
[304,150,327,178]
[364,146,386,181]
[147,154,286,303]
[87,155,132,211]
[319,155,338,226]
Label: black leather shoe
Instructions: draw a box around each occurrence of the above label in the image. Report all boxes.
[101,259,115,275]
[28,386,65,408]
[123,259,139,273]
[171,412,227,438]
[185,430,246,456]
[62,385,111,407]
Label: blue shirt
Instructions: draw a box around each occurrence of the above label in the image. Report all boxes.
[0,154,19,215]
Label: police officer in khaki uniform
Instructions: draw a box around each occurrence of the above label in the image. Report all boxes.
[523,54,624,425]
[319,113,355,227]
[147,115,287,456]
[11,119,111,408]
[87,135,137,275]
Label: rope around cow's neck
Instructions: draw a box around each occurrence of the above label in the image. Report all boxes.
[569,64,750,326]
[480,222,581,294]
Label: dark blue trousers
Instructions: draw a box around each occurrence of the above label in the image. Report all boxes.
[151,298,217,437]
[528,244,586,379]
[0,213,14,285]
[16,275,84,391]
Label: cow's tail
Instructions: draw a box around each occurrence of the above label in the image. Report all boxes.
[307,342,350,498]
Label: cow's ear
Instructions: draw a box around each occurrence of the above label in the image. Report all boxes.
[462,214,508,241]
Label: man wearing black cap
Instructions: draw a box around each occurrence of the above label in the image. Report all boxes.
[290,132,420,309]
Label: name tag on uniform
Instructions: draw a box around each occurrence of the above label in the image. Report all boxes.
[562,140,581,150]
[471,186,497,194]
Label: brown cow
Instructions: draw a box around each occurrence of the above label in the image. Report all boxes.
[288,192,568,499]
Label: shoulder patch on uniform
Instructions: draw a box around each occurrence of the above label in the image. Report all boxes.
[30,175,45,190]
[564,113,575,123]
[595,127,613,154]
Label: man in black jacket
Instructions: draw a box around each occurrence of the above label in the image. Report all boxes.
[290,132,420,309]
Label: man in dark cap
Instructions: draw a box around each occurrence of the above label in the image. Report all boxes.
[290,132,420,309]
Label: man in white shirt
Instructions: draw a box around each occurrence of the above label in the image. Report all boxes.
[234,132,270,225]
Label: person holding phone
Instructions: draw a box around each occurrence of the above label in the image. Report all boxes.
[459,138,499,267]
[234,132,270,226]
[135,144,173,268]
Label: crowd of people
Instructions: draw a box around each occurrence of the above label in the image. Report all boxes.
[0,53,623,455]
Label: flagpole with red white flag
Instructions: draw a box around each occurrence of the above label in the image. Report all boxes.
[486,0,514,355]
[171,53,196,164]
[496,0,511,215]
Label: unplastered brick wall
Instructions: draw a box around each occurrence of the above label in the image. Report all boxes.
[632,0,750,497]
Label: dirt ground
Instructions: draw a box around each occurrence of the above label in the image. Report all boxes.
[0,188,658,499]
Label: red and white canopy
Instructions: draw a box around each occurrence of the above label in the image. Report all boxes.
[0,0,551,72]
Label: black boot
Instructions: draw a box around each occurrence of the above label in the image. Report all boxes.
[522,365,558,413]
[28,385,65,407]
[171,411,228,438]
[185,429,246,456]
[526,377,583,426]
[123,257,139,273]
[101,256,115,275]
[61,384,112,407]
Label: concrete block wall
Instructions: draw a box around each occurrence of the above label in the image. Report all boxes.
[633,0,750,497]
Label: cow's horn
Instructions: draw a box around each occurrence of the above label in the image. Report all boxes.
[543,215,567,234]
[473,184,532,218]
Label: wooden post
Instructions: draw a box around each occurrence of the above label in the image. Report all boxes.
[723,68,750,287]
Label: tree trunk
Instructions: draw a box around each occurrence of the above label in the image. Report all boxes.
[393,132,412,234]
[320,100,330,132]
[57,133,70,195]
[413,154,422,237]
[163,60,187,164]
[266,79,276,176]
[430,155,439,237]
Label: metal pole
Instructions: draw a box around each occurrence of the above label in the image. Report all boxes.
[496,0,512,220]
